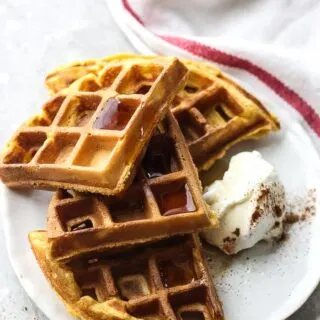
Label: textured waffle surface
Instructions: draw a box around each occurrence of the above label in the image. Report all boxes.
[47,111,215,262]
[0,57,188,194]
[29,231,224,320]
[45,53,280,170]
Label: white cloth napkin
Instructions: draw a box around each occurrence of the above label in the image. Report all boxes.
[107,0,320,152]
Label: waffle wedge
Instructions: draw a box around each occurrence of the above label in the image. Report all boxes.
[29,231,224,320]
[0,57,188,194]
[46,53,279,170]
[47,111,215,262]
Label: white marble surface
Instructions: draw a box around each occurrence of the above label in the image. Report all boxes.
[0,0,319,319]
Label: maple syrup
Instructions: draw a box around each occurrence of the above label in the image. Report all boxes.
[153,181,196,216]
[143,134,180,179]
[93,98,135,130]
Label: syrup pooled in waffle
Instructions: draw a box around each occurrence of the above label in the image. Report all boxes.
[0,58,188,194]
[45,53,280,170]
[47,111,215,262]
[29,231,224,320]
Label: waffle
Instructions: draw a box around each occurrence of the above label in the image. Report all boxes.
[29,231,224,320]
[46,53,280,170]
[0,57,188,194]
[47,111,215,262]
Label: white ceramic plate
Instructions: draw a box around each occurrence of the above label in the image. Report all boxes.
[1,95,320,320]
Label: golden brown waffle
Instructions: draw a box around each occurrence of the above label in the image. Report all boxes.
[0,58,188,194]
[29,231,224,320]
[46,53,280,170]
[47,111,215,262]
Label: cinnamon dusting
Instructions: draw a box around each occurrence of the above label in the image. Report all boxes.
[251,209,262,224]
[232,228,240,237]
[284,214,299,224]
[274,205,282,217]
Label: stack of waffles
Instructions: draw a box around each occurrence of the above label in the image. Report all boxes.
[0,53,280,320]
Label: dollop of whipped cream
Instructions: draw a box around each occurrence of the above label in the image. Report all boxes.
[202,151,285,255]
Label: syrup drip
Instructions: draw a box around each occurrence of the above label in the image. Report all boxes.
[143,134,178,179]
[93,98,135,130]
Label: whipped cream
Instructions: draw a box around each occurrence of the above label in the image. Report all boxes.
[202,151,285,254]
